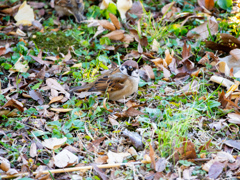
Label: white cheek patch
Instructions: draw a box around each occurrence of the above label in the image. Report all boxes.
[120,67,128,75]
[132,70,139,78]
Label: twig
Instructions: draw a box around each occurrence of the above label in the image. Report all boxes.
[1,162,145,179]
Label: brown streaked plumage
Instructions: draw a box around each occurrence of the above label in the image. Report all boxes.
[71,60,140,101]
[54,0,85,23]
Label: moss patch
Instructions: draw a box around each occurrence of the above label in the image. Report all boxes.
[31,31,79,55]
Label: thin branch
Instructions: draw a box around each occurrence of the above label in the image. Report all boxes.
[1,162,144,179]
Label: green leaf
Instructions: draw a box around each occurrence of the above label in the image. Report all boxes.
[217,0,232,10]
[207,100,221,108]
[1,63,12,70]
[178,160,195,167]
[31,130,50,137]
[32,82,42,90]
[138,79,152,87]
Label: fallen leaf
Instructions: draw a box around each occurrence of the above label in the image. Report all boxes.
[6,168,18,175]
[152,39,160,52]
[199,139,212,151]
[228,113,240,124]
[210,75,235,89]
[0,157,11,172]
[54,149,78,168]
[75,91,101,99]
[187,17,218,40]
[2,99,24,112]
[103,30,125,40]
[127,1,143,19]
[224,140,240,150]
[87,136,106,152]
[29,90,44,105]
[30,142,37,158]
[107,150,130,164]
[92,164,108,180]
[198,0,214,10]
[109,13,121,29]
[9,55,29,73]
[42,137,67,150]
[149,144,156,169]
[122,129,144,150]
[125,107,146,117]
[142,65,155,79]
[208,162,225,179]
[95,156,108,164]
[49,95,64,105]
[99,20,116,31]
[14,1,35,26]
[155,158,167,172]
[161,2,180,19]
[174,139,197,162]
[108,114,120,126]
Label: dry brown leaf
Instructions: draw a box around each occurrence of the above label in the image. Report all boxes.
[109,13,121,29]
[99,20,116,31]
[187,17,218,40]
[0,4,20,15]
[142,65,155,79]
[0,157,11,172]
[173,139,197,162]
[95,156,108,164]
[149,144,156,170]
[49,95,64,105]
[87,136,106,152]
[108,114,119,126]
[230,48,240,61]
[0,109,18,117]
[2,99,24,112]
[161,2,180,19]
[127,1,143,19]
[198,0,214,10]
[151,58,163,67]
[29,90,44,105]
[121,34,134,48]
[103,30,125,40]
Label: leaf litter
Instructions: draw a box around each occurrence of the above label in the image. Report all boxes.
[0,0,240,179]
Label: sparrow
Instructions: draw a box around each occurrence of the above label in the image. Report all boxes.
[54,0,85,23]
[71,60,140,101]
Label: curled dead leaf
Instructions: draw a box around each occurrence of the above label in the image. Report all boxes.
[109,13,121,29]
[103,30,125,40]
[99,20,116,31]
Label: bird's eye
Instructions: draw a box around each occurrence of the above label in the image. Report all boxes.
[136,71,138,74]
[121,67,124,71]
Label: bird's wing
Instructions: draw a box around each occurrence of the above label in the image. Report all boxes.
[88,72,128,92]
